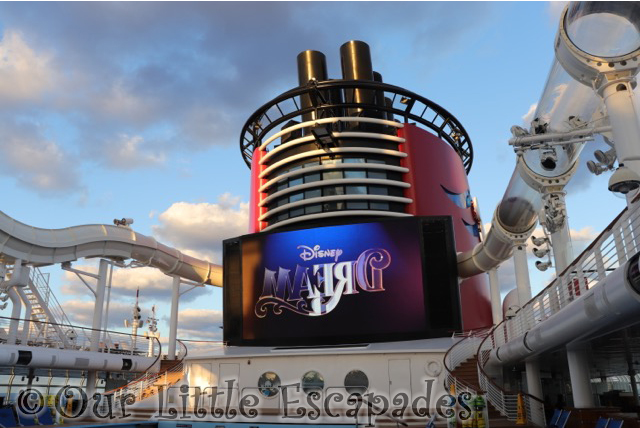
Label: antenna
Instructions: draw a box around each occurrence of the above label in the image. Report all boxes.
[124,288,144,352]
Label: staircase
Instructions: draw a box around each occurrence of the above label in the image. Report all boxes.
[104,339,187,410]
[23,268,75,345]
[444,330,544,427]
[451,357,534,427]
[451,358,481,392]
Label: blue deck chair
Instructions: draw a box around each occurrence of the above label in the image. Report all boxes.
[36,408,54,426]
[0,407,18,428]
[556,410,571,428]
[548,408,562,427]
[594,417,610,428]
[16,411,37,427]
[607,420,624,428]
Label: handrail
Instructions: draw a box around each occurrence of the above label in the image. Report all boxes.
[498,198,640,347]
[476,323,545,421]
[526,203,628,308]
[442,328,490,395]
[471,198,640,428]
[239,79,474,172]
[29,267,74,329]
[0,315,161,365]
[104,339,187,404]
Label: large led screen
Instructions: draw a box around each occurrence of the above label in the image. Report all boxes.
[223,217,460,346]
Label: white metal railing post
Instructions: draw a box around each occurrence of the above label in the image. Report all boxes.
[624,216,637,256]
[594,248,606,280]
[614,228,627,264]
[576,261,587,296]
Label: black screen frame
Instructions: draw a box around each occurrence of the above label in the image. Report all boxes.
[223,216,461,347]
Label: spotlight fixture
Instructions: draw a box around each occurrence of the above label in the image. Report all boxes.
[505,305,520,319]
[539,147,558,171]
[536,260,552,272]
[113,218,134,227]
[533,247,550,258]
[531,236,548,247]
[310,126,338,155]
[587,160,608,176]
[595,148,617,168]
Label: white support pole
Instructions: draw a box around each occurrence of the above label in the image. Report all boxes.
[525,358,546,426]
[168,275,180,360]
[488,269,502,324]
[525,359,544,400]
[567,345,595,408]
[16,287,32,344]
[90,259,108,352]
[599,80,640,178]
[5,262,24,345]
[550,215,573,273]
[87,259,108,400]
[513,244,532,307]
[101,263,114,345]
[7,288,22,345]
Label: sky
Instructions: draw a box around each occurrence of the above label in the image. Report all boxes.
[0,1,633,347]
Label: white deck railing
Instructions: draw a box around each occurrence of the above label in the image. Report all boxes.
[493,197,640,350]
[443,329,488,395]
[476,197,640,427]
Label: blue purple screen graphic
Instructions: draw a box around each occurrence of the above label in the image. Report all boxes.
[240,219,432,344]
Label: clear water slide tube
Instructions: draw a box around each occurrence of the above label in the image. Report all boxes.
[457,2,613,278]
[557,2,640,190]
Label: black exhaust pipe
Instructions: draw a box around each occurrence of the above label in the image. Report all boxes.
[340,41,375,127]
[297,50,328,128]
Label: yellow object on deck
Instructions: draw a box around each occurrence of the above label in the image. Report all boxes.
[516,393,526,425]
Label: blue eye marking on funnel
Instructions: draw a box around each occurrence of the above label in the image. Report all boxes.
[441,185,471,209]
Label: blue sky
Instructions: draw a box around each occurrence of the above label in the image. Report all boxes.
[0,2,632,342]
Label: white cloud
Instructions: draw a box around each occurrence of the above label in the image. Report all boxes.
[94,80,152,123]
[171,308,223,341]
[61,299,133,329]
[60,264,209,303]
[152,193,249,263]
[570,226,598,242]
[0,30,55,104]
[522,103,537,127]
[548,2,568,24]
[0,120,81,194]
[101,133,165,170]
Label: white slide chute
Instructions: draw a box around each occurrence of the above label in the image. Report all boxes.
[0,210,222,286]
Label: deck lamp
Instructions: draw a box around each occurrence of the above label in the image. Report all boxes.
[556,2,640,194]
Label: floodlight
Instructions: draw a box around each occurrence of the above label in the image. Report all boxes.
[594,148,617,167]
[540,148,558,171]
[533,247,550,258]
[535,260,552,272]
[531,236,547,247]
[587,160,607,175]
